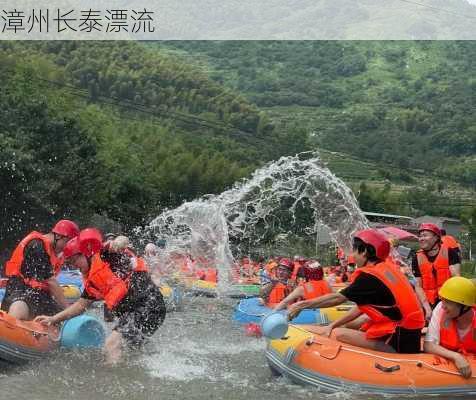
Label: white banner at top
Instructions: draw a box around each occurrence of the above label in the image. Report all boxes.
[0,0,475,40]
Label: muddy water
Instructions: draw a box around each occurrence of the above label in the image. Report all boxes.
[0,297,458,400]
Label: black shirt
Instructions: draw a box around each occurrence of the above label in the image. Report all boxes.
[411,247,461,278]
[340,272,402,320]
[20,239,54,281]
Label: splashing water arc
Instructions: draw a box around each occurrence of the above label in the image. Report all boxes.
[146,151,368,284]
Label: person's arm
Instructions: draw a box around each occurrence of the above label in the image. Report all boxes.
[329,305,362,329]
[424,341,472,378]
[414,277,433,321]
[447,247,461,276]
[273,286,305,311]
[288,292,347,320]
[47,277,69,309]
[319,306,363,337]
[35,298,93,325]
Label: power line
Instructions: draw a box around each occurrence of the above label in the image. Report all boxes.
[5,69,475,191]
[394,0,476,19]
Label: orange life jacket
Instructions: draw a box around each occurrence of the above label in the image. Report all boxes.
[301,280,332,300]
[204,268,217,283]
[83,253,130,310]
[352,261,425,339]
[441,235,461,250]
[4,231,63,291]
[416,245,451,305]
[440,308,476,354]
[124,248,148,272]
[267,282,289,306]
[265,261,278,279]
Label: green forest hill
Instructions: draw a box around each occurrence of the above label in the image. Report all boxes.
[158,41,476,213]
[0,41,475,253]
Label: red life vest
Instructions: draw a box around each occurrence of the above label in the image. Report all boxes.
[441,235,461,250]
[301,280,331,300]
[440,308,476,354]
[267,282,289,306]
[417,245,451,305]
[124,248,148,272]
[204,268,217,283]
[83,254,130,310]
[4,231,63,291]
[352,261,425,339]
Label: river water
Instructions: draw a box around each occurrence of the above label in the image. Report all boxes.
[0,296,459,400]
[0,153,460,399]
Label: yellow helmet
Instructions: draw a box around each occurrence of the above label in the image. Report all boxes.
[439,277,476,307]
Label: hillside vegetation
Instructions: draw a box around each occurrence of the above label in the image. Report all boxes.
[160,41,476,189]
[1,40,475,252]
[0,41,303,248]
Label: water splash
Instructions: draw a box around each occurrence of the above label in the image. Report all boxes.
[144,151,368,286]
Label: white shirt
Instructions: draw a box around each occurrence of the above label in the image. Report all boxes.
[425,302,472,344]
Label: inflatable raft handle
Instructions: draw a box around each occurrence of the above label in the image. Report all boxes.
[375,362,400,373]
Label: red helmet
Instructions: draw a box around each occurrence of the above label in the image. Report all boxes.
[278,258,293,270]
[418,223,441,237]
[63,237,81,258]
[354,229,390,261]
[52,219,80,238]
[78,228,103,257]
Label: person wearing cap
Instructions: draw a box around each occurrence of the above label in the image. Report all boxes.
[1,219,80,320]
[424,277,476,378]
[288,229,425,353]
[412,223,461,319]
[273,261,332,312]
[259,258,295,306]
[35,228,166,365]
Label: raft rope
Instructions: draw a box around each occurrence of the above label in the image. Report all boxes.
[305,331,476,378]
[344,346,476,378]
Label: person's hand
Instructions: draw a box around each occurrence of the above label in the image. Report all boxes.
[288,301,305,320]
[454,353,472,379]
[34,315,56,326]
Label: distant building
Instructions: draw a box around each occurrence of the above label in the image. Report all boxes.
[363,211,414,228]
[314,211,415,245]
[413,215,462,237]
[313,213,462,245]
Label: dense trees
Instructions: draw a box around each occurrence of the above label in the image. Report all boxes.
[0,42,292,249]
[0,40,474,255]
[163,41,476,188]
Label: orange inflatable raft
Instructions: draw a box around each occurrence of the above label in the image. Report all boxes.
[266,324,476,395]
[0,310,105,365]
[0,310,58,364]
